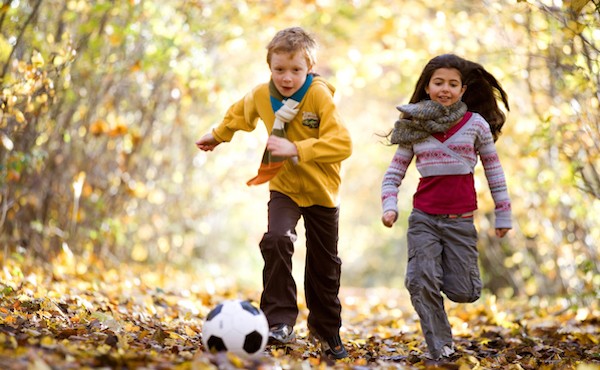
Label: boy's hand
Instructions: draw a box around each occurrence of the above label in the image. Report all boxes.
[266,135,298,157]
[495,228,509,238]
[196,133,220,151]
[382,211,397,228]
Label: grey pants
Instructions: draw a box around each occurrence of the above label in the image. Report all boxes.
[405,209,482,358]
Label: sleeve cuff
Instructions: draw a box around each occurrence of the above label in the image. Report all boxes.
[494,210,512,229]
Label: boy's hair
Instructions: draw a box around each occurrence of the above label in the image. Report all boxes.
[409,54,509,141]
[266,27,318,70]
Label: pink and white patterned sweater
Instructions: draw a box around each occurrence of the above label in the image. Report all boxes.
[381,112,512,229]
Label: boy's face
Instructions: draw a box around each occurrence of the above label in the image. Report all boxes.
[270,51,310,98]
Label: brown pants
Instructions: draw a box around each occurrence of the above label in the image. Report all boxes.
[259,191,342,337]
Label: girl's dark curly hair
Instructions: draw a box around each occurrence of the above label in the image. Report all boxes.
[408,54,509,141]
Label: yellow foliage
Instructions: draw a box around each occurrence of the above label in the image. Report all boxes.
[566,0,592,14]
[89,119,109,135]
[109,120,128,137]
[14,110,25,123]
[31,51,44,68]
[0,35,12,61]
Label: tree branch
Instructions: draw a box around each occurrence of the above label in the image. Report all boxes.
[0,0,42,80]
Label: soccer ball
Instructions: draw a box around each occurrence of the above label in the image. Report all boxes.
[201,299,269,358]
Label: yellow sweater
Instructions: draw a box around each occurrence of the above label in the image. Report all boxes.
[212,77,352,207]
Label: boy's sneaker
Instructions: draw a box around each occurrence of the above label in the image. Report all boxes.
[268,324,295,344]
[321,334,349,359]
[309,329,348,359]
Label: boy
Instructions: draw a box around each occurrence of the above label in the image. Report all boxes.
[196,27,352,360]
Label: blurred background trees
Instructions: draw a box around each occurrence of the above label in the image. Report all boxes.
[1,0,598,302]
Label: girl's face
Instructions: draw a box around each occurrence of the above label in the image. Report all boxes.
[270,51,310,97]
[425,68,466,106]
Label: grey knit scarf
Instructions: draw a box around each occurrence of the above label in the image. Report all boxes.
[391,100,467,146]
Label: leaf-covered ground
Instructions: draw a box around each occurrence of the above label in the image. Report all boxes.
[1,253,599,370]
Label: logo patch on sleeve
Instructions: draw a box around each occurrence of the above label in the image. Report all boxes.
[302,112,319,129]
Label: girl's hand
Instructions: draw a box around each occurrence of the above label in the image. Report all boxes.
[266,135,298,157]
[196,133,220,151]
[382,211,398,228]
[495,228,510,238]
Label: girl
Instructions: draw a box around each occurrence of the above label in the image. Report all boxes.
[380,54,511,360]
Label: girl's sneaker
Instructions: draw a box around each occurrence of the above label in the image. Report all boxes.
[424,344,456,360]
[441,345,455,357]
